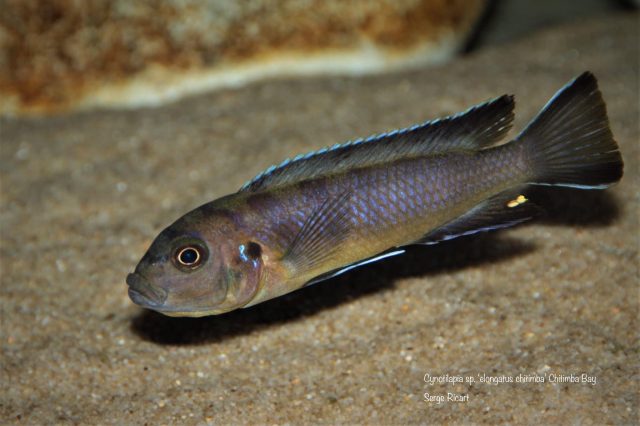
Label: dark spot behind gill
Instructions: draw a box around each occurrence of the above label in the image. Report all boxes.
[246,242,262,259]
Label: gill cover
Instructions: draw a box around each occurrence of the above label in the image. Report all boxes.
[213,241,263,313]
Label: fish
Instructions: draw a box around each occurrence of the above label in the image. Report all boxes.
[126,72,623,317]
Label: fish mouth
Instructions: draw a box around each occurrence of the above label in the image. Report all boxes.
[126,273,168,308]
[126,273,221,317]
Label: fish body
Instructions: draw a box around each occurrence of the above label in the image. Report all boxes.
[127,72,623,317]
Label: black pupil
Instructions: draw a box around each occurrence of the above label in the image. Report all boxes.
[180,248,198,264]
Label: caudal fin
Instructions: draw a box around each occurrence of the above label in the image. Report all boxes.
[518,72,623,189]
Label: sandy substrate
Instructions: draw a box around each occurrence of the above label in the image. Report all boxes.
[1,14,638,425]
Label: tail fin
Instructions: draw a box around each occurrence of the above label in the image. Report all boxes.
[518,72,623,189]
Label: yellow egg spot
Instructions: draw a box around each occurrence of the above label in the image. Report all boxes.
[507,195,527,208]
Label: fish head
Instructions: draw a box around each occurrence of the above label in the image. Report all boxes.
[127,208,263,317]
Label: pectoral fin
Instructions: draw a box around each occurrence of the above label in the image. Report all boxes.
[282,191,353,275]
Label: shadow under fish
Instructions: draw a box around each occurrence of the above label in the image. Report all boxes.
[126,71,624,318]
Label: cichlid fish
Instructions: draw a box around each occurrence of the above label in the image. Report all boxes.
[127,72,623,317]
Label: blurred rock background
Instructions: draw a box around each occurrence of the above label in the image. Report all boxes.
[0,0,634,115]
[0,0,487,115]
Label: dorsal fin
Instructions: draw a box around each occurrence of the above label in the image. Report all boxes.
[240,95,515,193]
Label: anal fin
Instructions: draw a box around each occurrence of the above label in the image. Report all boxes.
[417,190,541,245]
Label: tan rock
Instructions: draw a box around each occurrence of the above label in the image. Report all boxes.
[0,0,486,115]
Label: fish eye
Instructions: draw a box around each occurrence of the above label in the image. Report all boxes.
[173,245,206,270]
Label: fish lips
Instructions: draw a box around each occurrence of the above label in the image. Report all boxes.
[126,272,168,308]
